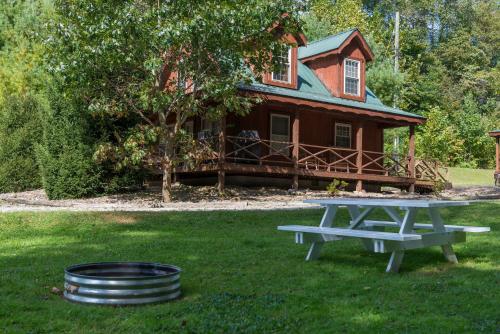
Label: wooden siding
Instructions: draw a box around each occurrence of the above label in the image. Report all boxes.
[307,39,367,101]
[226,106,383,154]
[308,54,341,96]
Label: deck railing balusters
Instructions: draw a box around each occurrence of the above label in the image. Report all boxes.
[165,136,447,186]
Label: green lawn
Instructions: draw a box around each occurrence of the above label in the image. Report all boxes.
[1,203,499,333]
[444,167,496,187]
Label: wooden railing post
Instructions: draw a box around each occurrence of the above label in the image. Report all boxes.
[292,111,300,190]
[496,137,500,173]
[408,125,416,192]
[217,116,226,193]
[356,121,364,192]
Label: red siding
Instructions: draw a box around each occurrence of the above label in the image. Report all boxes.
[226,106,384,153]
[304,38,367,102]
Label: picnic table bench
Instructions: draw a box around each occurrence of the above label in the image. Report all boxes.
[278,198,490,272]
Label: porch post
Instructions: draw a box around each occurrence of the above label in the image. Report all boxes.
[292,111,300,190]
[218,116,226,193]
[356,121,364,192]
[408,125,416,193]
[496,137,499,173]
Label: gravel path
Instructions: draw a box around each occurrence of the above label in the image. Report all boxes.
[0,185,498,212]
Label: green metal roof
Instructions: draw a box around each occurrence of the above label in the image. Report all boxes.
[241,62,425,120]
[298,29,357,60]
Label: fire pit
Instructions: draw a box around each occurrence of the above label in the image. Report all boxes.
[64,262,181,305]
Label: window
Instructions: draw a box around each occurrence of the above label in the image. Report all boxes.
[198,118,219,139]
[271,48,291,83]
[335,123,351,148]
[270,114,290,155]
[344,59,360,96]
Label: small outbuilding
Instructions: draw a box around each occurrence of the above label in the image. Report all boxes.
[489,130,500,185]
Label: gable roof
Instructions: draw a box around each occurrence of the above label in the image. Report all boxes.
[298,29,356,60]
[240,62,425,122]
[298,29,374,62]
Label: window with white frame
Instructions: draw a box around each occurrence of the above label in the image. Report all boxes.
[344,59,360,96]
[335,123,352,148]
[271,48,291,83]
[270,114,290,155]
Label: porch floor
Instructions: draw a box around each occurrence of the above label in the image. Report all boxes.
[174,162,437,190]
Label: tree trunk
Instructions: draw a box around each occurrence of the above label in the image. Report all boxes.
[161,135,175,203]
[162,160,172,202]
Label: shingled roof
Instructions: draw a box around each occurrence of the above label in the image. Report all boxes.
[298,29,357,60]
[241,61,425,120]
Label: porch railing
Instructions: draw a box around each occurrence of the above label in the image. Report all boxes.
[180,136,447,183]
[298,143,358,173]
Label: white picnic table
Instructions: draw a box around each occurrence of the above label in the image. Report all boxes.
[278,198,490,272]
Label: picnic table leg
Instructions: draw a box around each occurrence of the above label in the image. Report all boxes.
[347,206,375,251]
[386,208,417,273]
[428,207,458,264]
[306,205,337,261]
[386,251,405,273]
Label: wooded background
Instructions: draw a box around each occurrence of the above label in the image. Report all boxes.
[0,0,498,198]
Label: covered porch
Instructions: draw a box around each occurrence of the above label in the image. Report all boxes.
[174,106,447,192]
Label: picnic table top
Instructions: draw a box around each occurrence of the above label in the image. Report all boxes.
[304,198,470,208]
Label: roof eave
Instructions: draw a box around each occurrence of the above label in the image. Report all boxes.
[299,29,375,63]
[240,87,425,125]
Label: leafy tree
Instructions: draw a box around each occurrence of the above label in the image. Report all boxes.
[451,95,496,168]
[365,37,405,106]
[416,107,464,166]
[46,0,303,202]
[0,0,52,104]
[305,0,369,37]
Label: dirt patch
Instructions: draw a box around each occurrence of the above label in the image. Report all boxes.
[100,213,139,224]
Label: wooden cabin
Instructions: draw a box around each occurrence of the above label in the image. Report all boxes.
[166,29,447,192]
[489,130,500,186]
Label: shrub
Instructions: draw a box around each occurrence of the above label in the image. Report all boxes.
[0,94,44,192]
[36,89,104,199]
[326,179,348,196]
[36,86,144,199]
[432,179,446,195]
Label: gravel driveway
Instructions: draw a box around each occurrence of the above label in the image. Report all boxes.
[0,185,498,212]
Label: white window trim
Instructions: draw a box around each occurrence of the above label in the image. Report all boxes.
[334,122,352,148]
[270,113,290,155]
[343,58,360,96]
[271,48,292,84]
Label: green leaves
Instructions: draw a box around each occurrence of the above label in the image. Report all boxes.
[44,0,303,195]
[304,0,498,168]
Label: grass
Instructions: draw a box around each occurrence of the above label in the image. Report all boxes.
[443,167,496,187]
[0,202,499,333]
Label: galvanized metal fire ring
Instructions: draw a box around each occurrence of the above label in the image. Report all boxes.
[64,262,181,305]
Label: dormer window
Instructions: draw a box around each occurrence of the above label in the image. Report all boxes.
[344,59,360,96]
[272,48,291,83]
